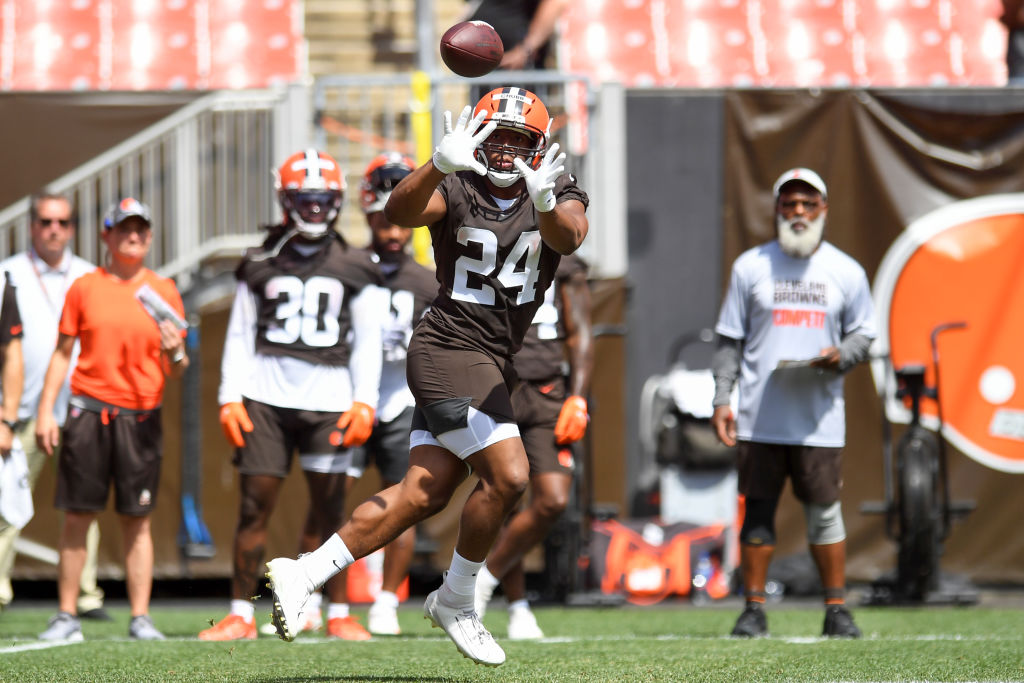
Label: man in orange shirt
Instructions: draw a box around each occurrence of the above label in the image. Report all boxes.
[36,198,188,642]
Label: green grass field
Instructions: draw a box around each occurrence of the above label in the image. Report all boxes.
[2,599,1023,682]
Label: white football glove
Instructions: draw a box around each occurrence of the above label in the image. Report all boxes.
[514,142,565,213]
[432,106,497,176]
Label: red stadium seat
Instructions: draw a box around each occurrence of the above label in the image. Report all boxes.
[207,3,301,89]
[761,0,858,87]
[109,4,199,90]
[8,1,101,90]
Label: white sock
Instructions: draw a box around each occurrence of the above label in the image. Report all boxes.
[300,534,354,589]
[440,550,483,607]
[327,602,350,620]
[478,564,500,589]
[374,590,400,610]
[305,591,323,614]
[508,599,530,613]
[230,599,255,620]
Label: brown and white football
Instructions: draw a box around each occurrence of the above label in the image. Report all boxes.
[439,21,504,78]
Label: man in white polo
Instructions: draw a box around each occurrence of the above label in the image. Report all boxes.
[0,192,101,617]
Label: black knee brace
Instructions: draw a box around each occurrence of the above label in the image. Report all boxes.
[740,497,779,546]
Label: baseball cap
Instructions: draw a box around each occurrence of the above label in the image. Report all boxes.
[103,197,152,230]
[772,168,827,200]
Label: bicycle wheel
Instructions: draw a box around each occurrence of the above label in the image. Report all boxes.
[895,426,940,600]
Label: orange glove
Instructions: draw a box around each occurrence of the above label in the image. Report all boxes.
[219,402,254,448]
[554,395,589,445]
[331,402,375,449]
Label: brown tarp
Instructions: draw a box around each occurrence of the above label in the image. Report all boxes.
[722,89,1024,583]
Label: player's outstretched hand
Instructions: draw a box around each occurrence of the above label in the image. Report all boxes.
[432,106,496,176]
[514,142,565,212]
[333,402,376,449]
[219,402,254,448]
[554,395,589,445]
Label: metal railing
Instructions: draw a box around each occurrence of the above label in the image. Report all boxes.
[0,85,309,290]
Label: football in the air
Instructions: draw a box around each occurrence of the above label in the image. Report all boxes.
[439,21,504,78]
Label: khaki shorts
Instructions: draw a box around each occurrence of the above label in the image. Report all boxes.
[234,398,345,477]
[56,402,163,516]
[736,441,842,505]
[510,378,575,476]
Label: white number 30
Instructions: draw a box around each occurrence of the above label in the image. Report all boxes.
[452,227,542,306]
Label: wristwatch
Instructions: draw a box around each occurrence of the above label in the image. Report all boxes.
[1,419,17,431]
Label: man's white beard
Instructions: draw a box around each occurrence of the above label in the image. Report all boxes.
[777,213,825,258]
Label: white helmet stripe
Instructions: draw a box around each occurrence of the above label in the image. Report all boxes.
[304,149,321,180]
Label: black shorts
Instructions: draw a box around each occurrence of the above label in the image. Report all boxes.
[406,331,518,433]
[349,406,414,484]
[234,398,344,477]
[55,403,163,516]
[736,441,842,505]
[510,378,575,476]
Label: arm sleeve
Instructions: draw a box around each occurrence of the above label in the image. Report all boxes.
[838,332,873,373]
[348,284,388,409]
[711,334,742,407]
[217,281,258,405]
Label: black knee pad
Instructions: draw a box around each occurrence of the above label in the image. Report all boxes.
[740,497,779,546]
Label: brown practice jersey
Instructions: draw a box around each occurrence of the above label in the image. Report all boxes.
[514,253,587,382]
[425,171,589,359]
[237,232,381,367]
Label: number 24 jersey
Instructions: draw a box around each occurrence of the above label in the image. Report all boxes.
[428,171,588,358]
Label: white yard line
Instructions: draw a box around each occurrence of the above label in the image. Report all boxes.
[0,640,79,654]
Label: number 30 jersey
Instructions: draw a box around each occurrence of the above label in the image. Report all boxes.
[219,233,387,412]
[428,171,588,358]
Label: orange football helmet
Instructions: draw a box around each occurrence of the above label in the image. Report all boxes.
[275,149,345,239]
[473,87,551,187]
[359,152,416,214]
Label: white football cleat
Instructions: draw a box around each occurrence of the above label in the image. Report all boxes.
[368,602,401,635]
[507,607,544,640]
[423,589,505,667]
[265,557,314,642]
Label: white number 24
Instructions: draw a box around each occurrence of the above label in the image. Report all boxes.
[452,227,542,306]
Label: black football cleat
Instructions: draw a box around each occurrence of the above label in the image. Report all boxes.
[822,605,862,638]
[730,603,768,637]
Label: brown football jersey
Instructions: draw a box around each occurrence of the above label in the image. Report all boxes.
[237,232,381,367]
[422,171,588,358]
[514,253,587,381]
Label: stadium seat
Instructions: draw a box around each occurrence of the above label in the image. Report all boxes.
[207,3,300,89]
[9,2,101,90]
[109,4,198,90]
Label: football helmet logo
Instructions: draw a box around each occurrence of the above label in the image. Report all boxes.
[360,152,416,214]
[872,193,1024,473]
[275,149,345,239]
[473,87,551,187]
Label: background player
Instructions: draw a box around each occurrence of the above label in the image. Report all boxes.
[200,150,386,642]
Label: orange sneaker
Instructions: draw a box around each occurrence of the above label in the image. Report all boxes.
[326,615,371,641]
[198,614,257,641]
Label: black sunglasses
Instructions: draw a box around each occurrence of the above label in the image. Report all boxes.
[38,218,71,227]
